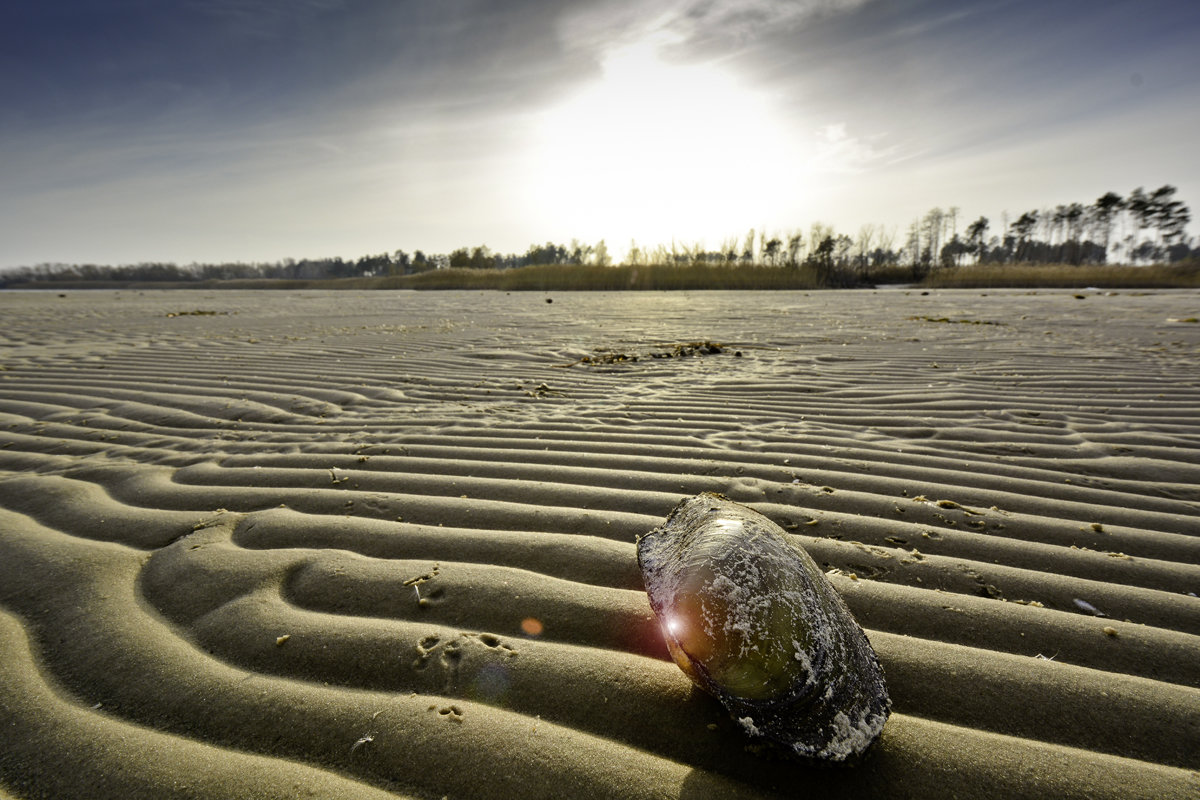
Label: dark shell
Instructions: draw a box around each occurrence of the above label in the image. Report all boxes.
[637,493,890,762]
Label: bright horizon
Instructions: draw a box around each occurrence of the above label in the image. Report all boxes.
[2,0,1198,269]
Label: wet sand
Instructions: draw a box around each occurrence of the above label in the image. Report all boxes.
[1,288,1197,799]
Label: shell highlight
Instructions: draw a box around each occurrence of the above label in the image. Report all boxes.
[637,493,890,762]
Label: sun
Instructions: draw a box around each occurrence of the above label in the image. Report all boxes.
[518,37,805,254]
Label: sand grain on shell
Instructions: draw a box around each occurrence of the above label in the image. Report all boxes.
[1,288,1198,800]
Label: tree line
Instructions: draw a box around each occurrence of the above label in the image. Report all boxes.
[916,185,1192,272]
[2,185,1193,287]
[0,239,615,286]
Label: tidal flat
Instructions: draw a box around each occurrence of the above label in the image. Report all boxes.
[1,288,1197,799]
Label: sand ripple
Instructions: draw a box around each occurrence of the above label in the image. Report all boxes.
[1,289,1198,799]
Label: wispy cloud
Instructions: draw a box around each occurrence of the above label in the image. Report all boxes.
[659,0,872,43]
[559,0,872,55]
[807,123,903,174]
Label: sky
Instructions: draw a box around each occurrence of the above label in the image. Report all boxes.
[2,0,1198,268]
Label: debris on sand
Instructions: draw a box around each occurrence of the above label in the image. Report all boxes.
[906,316,1002,326]
[560,340,733,367]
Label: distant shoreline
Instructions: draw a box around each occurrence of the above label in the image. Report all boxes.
[2,261,1197,292]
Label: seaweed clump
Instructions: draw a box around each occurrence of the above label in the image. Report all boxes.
[564,341,736,367]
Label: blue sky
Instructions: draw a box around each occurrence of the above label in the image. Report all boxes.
[2,0,1197,267]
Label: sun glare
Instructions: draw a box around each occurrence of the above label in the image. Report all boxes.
[520,37,805,253]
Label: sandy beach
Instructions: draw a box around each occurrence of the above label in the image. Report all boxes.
[0,287,1197,799]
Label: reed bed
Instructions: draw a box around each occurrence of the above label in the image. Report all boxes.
[922,262,1200,289]
[9,261,1199,292]
[384,263,825,291]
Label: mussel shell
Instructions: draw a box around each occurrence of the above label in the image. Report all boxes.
[637,493,889,762]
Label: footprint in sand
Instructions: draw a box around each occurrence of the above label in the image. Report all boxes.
[411,633,518,693]
[428,704,464,723]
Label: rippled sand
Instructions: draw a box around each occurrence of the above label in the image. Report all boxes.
[1,288,1197,799]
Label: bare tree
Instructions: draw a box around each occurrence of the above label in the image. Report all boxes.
[854,224,879,273]
[627,240,645,266]
[809,222,835,263]
[904,218,924,274]
[717,236,739,264]
[742,228,757,265]
[786,231,804,268]
[593,239,611,267]
[921,208,945,268]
